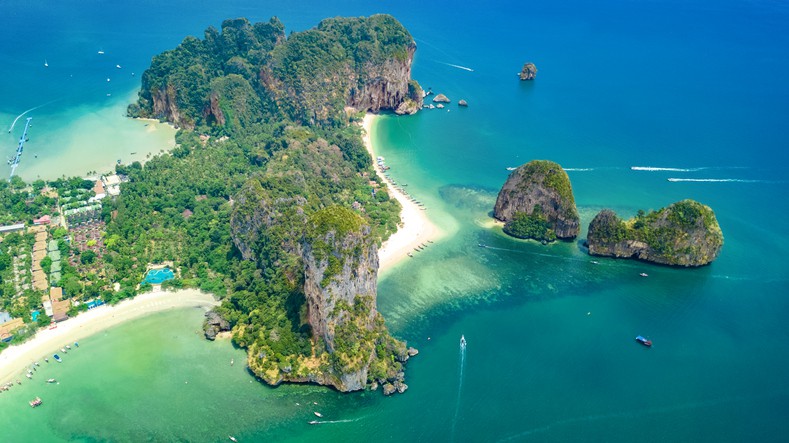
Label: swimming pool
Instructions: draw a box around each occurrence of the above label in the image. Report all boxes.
[143,267,175,284]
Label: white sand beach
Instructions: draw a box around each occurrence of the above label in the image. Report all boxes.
[0,289,218,385]
[362,114,442,271]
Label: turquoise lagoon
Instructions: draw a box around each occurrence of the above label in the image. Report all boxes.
[1,0,788,441]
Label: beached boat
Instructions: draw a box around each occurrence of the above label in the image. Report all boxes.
[29,397,42,407]
[65,345,71,350]
[53,354,62,362]
[26,373,32,379]
[635,335,652,347]
[407,252,413,258]
[313,411,323,418]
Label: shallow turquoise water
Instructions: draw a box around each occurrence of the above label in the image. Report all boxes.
[1,0,788,441]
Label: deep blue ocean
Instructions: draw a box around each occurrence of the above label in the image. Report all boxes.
[1,0,788,441]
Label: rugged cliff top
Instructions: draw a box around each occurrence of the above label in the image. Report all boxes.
[587,199,724,266]
[129,14,421,128]
[493,160,580,240]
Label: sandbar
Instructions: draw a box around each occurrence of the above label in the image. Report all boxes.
[0,289,218,385]
[362,113,442,272]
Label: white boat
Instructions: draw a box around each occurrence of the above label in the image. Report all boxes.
[506,167,517,171]
[116,64,122,69]
[26,373,32,379]
[98,50,105,55]
[44,59,48,68]
[47,379,56,383]
[460,335,467,349]
[639,273,648,277]
[313,411,323,418]
[309,420,319,425]
[228,436,237,442]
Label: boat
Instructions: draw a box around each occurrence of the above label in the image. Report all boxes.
[53,354,62,362]
[74,342,79,347]
[116,64,122,69]
[44,59,48,68]
[26,373,32,379]
[407,252,413,258]
[309,420,319,425]
[635,335,652,347]
[65,345,71,350]
[98,50,105,55]
[228,436,237,442]
[506,167,517,171]
[639,272,648,277]
[29,397,42,408]
[460,335,467,349]
[47,379,56,383]
[61,348,67,353]
[313,411,323,418]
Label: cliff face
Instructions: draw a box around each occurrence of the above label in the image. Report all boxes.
[301,208,379,391]
[493,160,580,240]
[587,200,724,266]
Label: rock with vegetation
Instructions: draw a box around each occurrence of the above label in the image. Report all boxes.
[519,62,537,80]
[493,160,580,241]
[586,200,724,266]
[432,93,450,103]
[130,15,422,128]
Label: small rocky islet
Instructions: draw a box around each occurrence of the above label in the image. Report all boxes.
[493,160,723,266]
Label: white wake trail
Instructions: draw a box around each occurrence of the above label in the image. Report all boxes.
[440,62,474,72]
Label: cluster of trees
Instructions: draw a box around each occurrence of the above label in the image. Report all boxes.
[503,205,557,242]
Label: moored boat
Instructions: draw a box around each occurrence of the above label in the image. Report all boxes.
[29,397,42,407]
[639,272,648,277]
[53,354,62,362]
[635,335,652,347]
[313,411,323,418]
[47,378,56,383]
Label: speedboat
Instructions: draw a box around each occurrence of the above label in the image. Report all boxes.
[47,379,56,383]
[460,335,467,349]
[313,411,323,418]
[635,335,652,347]
[309,420,319,425]
[53,354,62,362]
[29,397,42,408]
[228,436,237,442]
[639,273,648,277]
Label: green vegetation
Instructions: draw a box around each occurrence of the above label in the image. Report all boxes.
[517,160,577,216]
[588,200,723,265]
[503,206,557,242]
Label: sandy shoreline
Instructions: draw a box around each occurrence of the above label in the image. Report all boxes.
[362,114,442,271]
[0,289,218,385]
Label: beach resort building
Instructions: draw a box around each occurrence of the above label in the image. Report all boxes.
[0,223,25,235]
[101,174,122,197]
[0,313,24,342]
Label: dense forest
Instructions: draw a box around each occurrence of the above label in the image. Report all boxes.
[110,15,417,390]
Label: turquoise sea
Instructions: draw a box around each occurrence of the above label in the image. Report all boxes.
[2,0,788,441]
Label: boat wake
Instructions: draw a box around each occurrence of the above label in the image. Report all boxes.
[451,335,467,440]
[631,166,705,172]
[563,168,595,172]
[439,62,475,72]
[667,178,775,183]
[309,418,360,425]
[7,100,60,133]
[497,390,789,442]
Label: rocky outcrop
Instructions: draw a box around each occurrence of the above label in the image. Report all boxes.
[519,62,537,80]
[458,99,468,107]
[493,160,580,240]
[432,93,450,103]
[203,310,231,340]
[586,200,724,266]
[203,92,226,127]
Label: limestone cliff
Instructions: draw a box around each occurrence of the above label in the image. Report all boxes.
[586,200,724,266]
[493,160,580,241]
[131,15,422,129]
